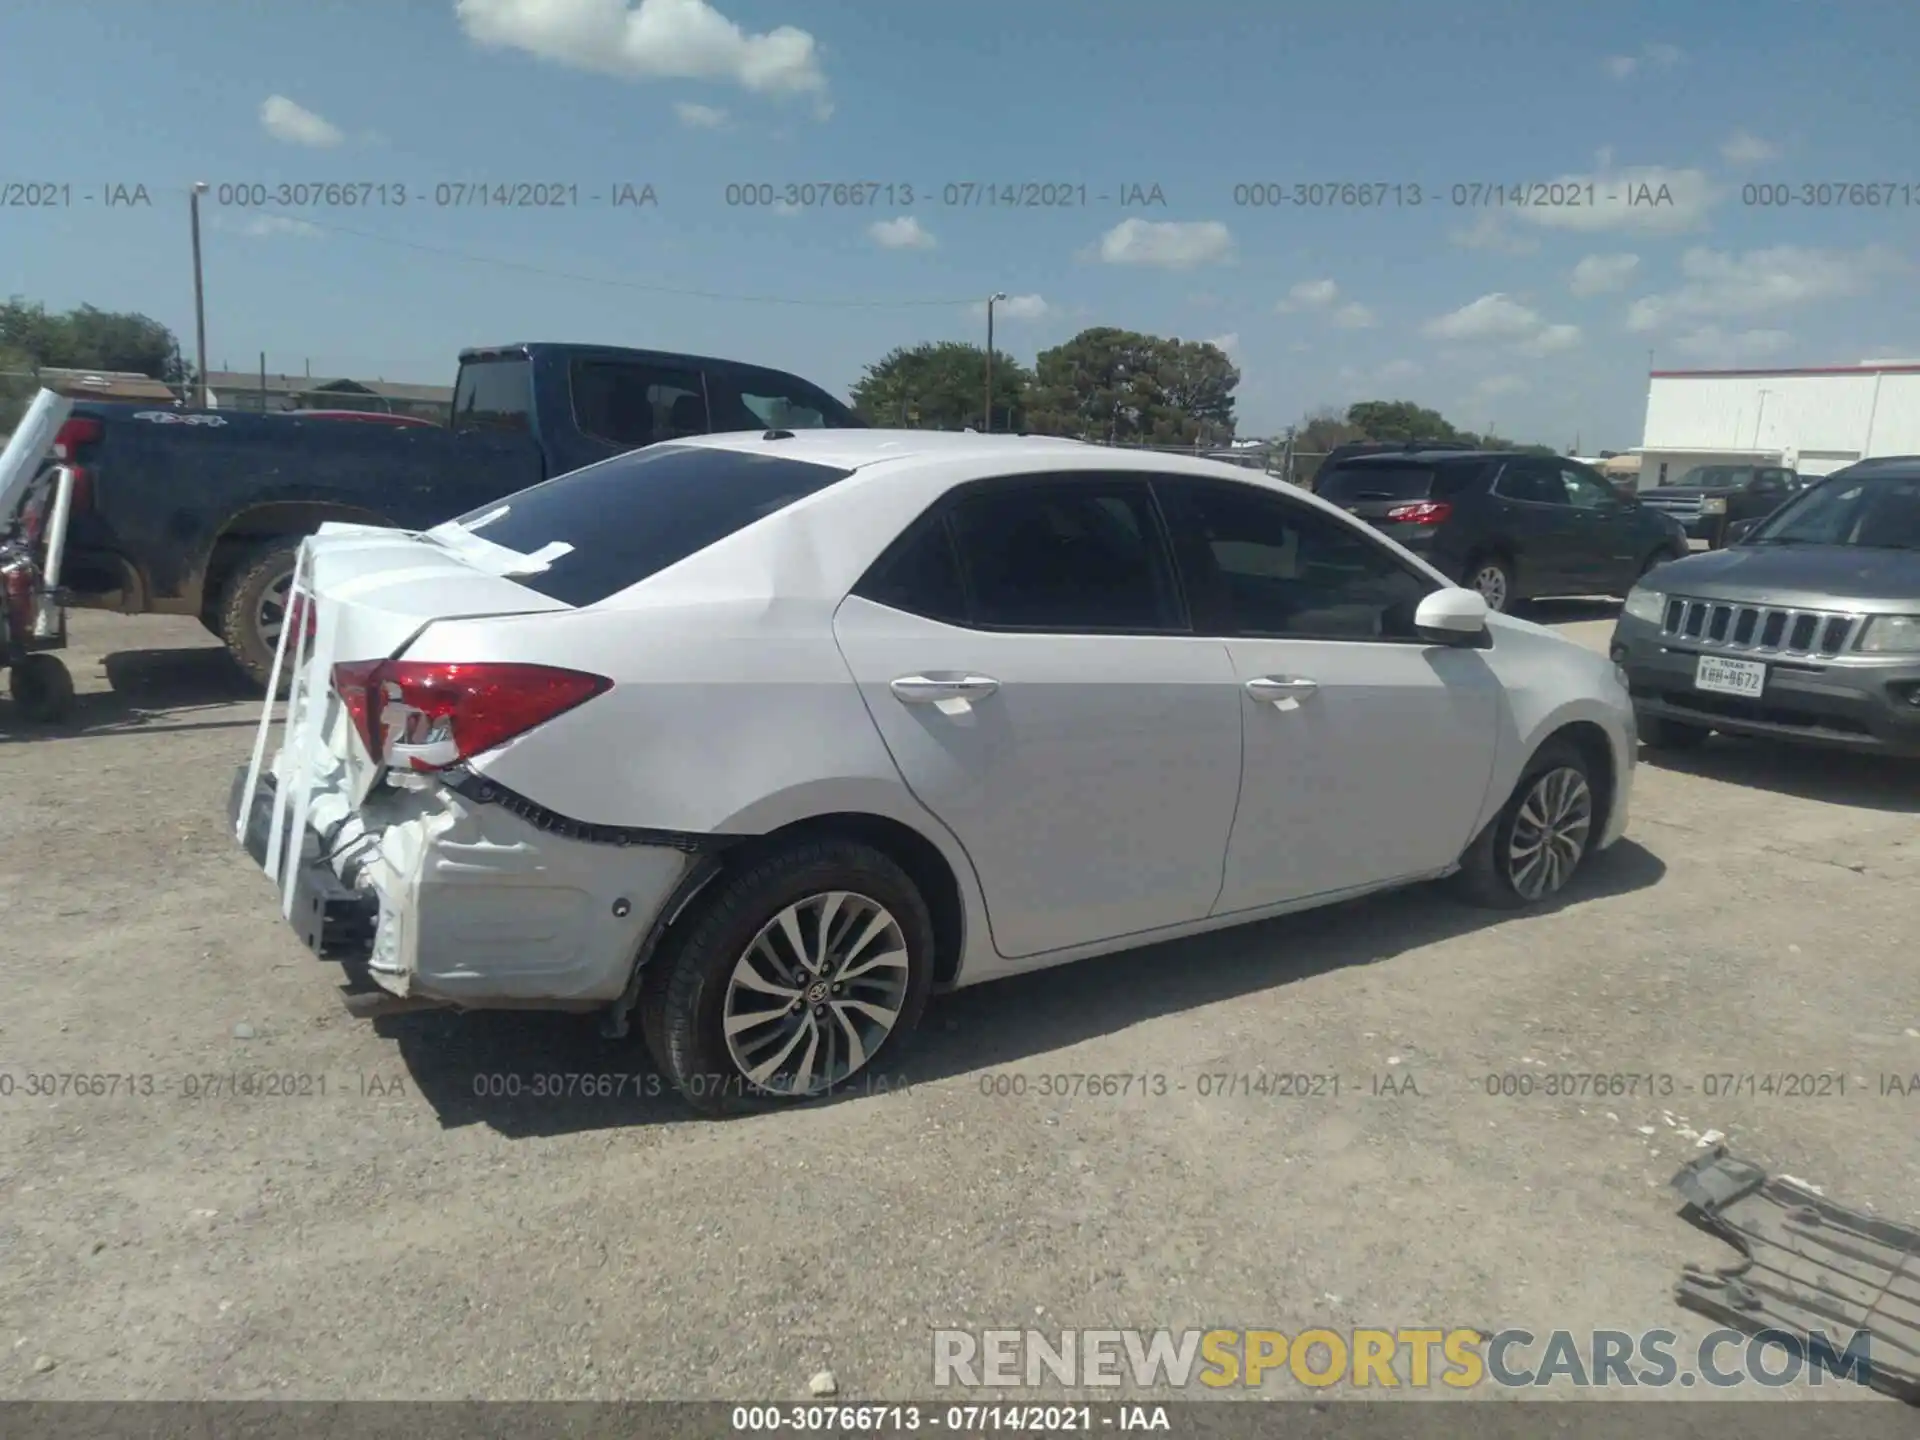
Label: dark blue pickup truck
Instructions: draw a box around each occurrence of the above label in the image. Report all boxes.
[16,341,863,683]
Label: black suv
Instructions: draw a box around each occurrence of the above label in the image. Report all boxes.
[1314,449,1690,611]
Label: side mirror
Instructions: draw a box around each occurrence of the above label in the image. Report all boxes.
[1415,586,1490,644]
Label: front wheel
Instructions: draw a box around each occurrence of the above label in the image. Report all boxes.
[1449,739,1596,910]
[640,839,936,1116]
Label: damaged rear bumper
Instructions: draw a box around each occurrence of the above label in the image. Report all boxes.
[227,762,699,1013]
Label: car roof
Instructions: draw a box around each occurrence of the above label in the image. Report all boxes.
[1331,448,1514,466]
[1830,455,1920,479]
[662,427,1306,482]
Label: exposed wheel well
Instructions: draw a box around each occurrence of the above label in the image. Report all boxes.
[719,812,967,985]
[1538,720,1617,845]
[198,502,388,623]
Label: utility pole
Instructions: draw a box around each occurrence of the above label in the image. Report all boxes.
[984,292,1006,432]
[189,182,211,407]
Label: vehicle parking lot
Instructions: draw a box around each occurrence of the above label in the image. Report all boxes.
[2,607,1917,1401]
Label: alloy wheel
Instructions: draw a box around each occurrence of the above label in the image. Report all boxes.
[257,569,295,649]
[1472,563,1510,612]
[721,890,912,1097]
[1506,766,1592,901]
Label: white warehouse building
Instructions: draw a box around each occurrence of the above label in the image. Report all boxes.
[1634,359,1920,489]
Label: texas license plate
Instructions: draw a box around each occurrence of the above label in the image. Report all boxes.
[1695,654,1766,697]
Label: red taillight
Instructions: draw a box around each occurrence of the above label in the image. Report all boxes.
[1384,500,1453,525]
[52,416,102,460]
[329,660,611,772]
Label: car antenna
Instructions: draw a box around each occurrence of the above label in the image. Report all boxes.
[762,428,795,440]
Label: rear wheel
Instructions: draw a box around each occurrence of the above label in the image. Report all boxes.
[8,653,76,723]
[1466,556,1514,613]
[218,540,302,692]
[640,838,935,1116]
[1638,713,1711,752]
[1450,738,1596,909]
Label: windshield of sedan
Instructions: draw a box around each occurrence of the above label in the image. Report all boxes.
[1747,473,1920,549]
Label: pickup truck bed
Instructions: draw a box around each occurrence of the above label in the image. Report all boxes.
[13,342,863,684]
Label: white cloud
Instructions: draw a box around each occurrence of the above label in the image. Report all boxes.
[1720,131,1780,166]
[1205,332,1239,356]
[1448,213,1540,256]
[1518,323,1583,357]
[1475,374,1527,399]
[1424,293,1545,343]
[869,215,934,250]
[970,293,1049,321]
[1277,278,1339,312]
[1510,165,1715,234]
[259,95,343,148]
[1605,42,1682,80]
[1375,359,1421,383]
[1425,293,1582,359]
[1093,219,1235,269]
[771,199,800,216]
[221,214,321,239]
[456,0,829,109]
[1625,245,1904,332]
[1569,252,1641,296]
[1671,327,1794,364]
[673,100,728,127]
[1331,303,1376,330]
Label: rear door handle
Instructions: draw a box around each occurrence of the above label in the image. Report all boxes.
[1245,676,1319,701]
[891,674,1000,705]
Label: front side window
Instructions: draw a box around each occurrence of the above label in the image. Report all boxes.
[944,479,1183,632]
[1159,478,1437,639]
[569,359,707,446]
[707,368,861,432]
[1560,467,1619,510]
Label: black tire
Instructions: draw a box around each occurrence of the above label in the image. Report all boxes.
[1449,737,1596,910]
[1638,713,1711,751]
[8,653,76,723]
[640,838,936,1117]
[1463,554,1515,613]
[218,540,303,692]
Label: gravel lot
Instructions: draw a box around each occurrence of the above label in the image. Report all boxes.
[2,608,1916,1403]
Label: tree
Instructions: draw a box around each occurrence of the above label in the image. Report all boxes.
[1026,328,1237,445]
[0,297,193,386]
[1296,405,1365,454]
[1343,399,1468,444]
[850,341,1031,431]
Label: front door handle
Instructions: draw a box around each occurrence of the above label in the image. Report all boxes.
[1245,676,1319,701]
[891,674,1000,705]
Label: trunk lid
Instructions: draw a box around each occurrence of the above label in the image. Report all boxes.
[281,523,573,804]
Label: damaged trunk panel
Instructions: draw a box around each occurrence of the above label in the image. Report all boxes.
[1670,1146,1920,1403]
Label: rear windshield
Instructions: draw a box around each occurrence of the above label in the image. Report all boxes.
[443,445,853,606]
[1315,462,1440,503]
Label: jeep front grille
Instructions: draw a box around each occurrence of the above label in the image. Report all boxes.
[1660,596,1864,657]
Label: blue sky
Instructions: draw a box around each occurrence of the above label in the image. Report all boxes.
[3,0,1916,448]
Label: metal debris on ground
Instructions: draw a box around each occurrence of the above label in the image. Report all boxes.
[1669,1145,1920,1402]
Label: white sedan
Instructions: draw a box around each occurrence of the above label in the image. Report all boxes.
[231,430,1635,1114]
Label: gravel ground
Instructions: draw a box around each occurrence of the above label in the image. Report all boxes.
[1,608,1915,1404]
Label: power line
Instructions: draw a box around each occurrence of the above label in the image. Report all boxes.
[246,211,980,309]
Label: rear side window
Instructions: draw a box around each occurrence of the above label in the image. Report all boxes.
[451,359,533,433]
[1314,463,1437,504]
[570,359,707,446]
[448,446,852,607]
[855,517,967,623]
[946,480,1182,632]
